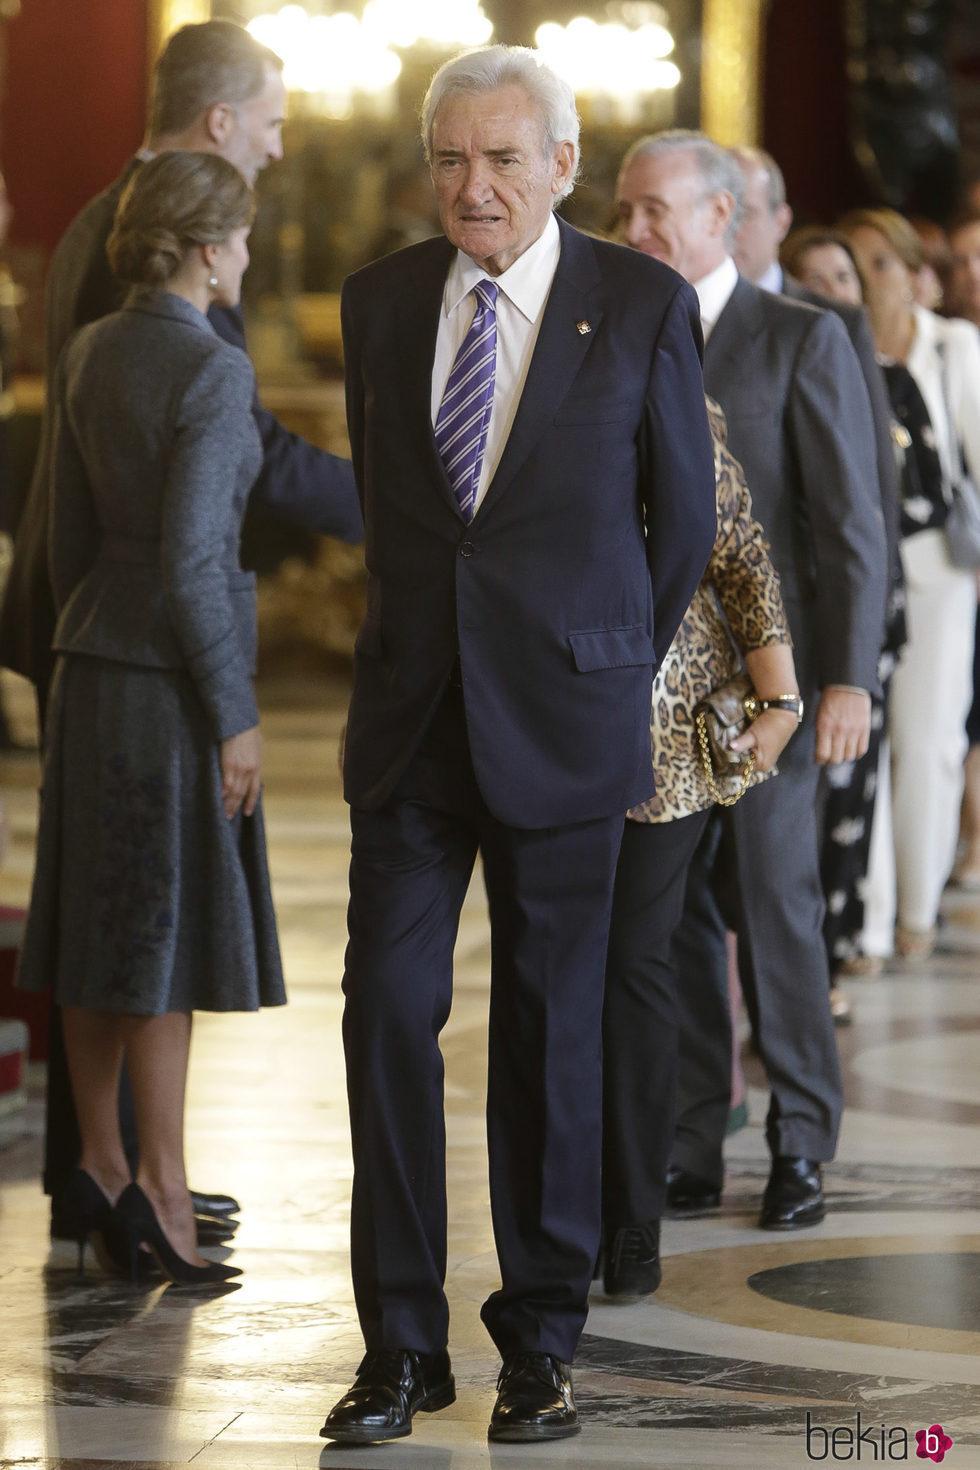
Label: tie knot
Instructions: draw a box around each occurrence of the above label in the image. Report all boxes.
[474,279,498,313]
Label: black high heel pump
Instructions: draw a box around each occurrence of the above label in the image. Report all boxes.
[50,1168,138,1273]
[114,1183,242,1287]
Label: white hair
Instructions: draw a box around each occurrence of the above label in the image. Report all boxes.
[620,129,745,244]
[420,44,581,203]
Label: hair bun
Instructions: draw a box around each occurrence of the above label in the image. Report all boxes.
[109,224,184,288]
[106,152,254,291]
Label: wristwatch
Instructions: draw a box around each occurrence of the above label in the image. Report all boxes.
[747,693,804,726]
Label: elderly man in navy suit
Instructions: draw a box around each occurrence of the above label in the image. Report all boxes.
[321,46,716,1448]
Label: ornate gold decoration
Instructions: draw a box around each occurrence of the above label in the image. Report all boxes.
[148,0,211,63]
[700,0,767,145]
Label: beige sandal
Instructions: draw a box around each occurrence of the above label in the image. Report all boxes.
[895,926,936,961]
[838,954,883,978]
[829,984,852,1024]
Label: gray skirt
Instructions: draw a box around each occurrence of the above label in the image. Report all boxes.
[17,653,286,1015]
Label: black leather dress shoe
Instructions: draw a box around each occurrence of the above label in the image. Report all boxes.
[487,1352,579,1442]
[759,1156,825,1229]
[190,1189,240,1219]
[195,1215,237,1246]
[603,1219,661,1300]
[320,1348,455,1443]
[665,1167,722,1217]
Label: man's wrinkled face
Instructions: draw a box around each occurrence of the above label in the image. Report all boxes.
[430,85,574,276]
[615,148,729,285]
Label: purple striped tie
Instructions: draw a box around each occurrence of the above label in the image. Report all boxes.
[434,279,498,521]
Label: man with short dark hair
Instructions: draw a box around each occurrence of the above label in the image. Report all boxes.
[1,18,362,1235]
[321,45,715,1448]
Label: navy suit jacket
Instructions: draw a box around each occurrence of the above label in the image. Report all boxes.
[340,217,717,828]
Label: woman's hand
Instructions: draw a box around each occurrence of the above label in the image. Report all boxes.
[730,708,799,772]
[220,725,262,819]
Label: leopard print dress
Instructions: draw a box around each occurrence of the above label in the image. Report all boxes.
[629,397,791,824]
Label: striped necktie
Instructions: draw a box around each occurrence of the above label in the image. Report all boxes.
[434,279,499,521]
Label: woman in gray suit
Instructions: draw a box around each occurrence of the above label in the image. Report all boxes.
[16,152,284,1285]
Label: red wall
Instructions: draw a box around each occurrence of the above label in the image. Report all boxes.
[762,0,865,225]
[2,0,148,253]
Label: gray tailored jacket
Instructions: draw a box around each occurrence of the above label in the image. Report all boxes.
[49,289,261,740]
[704,274,888,709]
[781,273,905,650]
[0,155,361,699]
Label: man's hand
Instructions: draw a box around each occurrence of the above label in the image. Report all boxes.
[814,687,871,766]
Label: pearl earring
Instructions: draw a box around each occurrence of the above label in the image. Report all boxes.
[208,274,219,289]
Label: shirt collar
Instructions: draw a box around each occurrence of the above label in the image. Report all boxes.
[694,255,739,336]
[444,211,561,324]
[756,259,784,295]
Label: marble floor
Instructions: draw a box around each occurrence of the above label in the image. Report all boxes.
[2,666,980,1469]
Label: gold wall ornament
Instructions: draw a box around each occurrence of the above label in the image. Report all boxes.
[700,0,767,146]
[149,0,211,62]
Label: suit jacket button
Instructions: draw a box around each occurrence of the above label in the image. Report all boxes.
[459,540,475,558]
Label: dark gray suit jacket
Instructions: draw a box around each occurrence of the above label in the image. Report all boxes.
[0,156,362,696]
[704,275,888,705]
[51,290,261,740]
[781,273,904,648]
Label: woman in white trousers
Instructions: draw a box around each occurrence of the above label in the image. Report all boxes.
[842,209,980,960]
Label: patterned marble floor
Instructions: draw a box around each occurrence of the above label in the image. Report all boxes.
[2,667,980,1469]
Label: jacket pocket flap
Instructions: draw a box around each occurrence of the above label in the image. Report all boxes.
[568,624,653,671]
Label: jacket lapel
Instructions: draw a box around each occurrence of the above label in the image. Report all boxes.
[475,217,603,520]
[393,235,461,516]
[703,274,765,396]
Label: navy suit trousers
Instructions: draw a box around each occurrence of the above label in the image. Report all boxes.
[343,680,624,1360]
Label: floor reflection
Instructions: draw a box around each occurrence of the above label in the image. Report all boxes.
[3,667,980,1467]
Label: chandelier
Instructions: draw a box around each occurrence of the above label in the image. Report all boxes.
[535,4,680,123]
[247,2,493,117]
[247,2,679,124]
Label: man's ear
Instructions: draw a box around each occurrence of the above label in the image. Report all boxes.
[550,141,576,197]
[775,201,793,246]
[203,101,235,148]
[709,189,736,241]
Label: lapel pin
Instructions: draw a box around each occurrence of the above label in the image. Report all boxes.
[576,320,591,335]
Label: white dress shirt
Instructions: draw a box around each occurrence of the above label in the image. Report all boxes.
[693,255,739,342]
[431,212,561,512]
[756,260,784,295]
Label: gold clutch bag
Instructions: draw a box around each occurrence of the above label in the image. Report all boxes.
[693,672,759,807]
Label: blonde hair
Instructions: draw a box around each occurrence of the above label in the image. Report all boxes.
[837,207,924,274]
[108,151,254,288]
